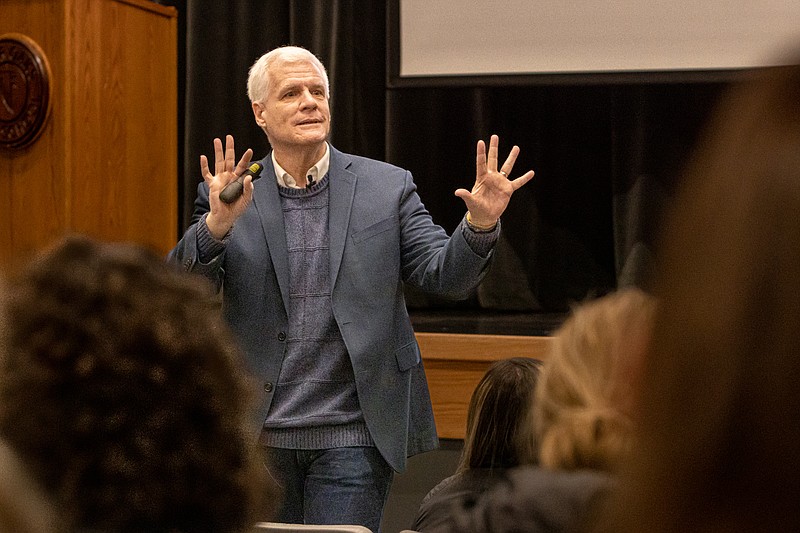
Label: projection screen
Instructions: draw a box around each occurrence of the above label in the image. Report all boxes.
[389,0,800,86]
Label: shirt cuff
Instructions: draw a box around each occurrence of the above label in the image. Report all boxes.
[197,213,230,263]
[460,215,500,258]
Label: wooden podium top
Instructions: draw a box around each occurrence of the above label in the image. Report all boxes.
[114,0,177,18]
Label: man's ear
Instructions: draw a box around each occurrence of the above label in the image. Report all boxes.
[252,101,266,127]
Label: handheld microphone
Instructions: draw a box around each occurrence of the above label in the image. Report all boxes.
[219,162,264,204]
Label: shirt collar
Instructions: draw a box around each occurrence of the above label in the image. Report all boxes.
[271,143,330,188]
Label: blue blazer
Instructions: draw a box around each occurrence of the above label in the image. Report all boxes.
[169,146,493,472]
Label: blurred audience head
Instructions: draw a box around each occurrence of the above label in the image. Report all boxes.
[604,56,800,532]
[535,288,656,472]
[458,357,543,472]
[0,235,277,532]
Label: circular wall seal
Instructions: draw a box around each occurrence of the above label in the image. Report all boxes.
[0,33,52,150]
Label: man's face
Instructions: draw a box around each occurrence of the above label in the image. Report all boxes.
[252,58,331,153]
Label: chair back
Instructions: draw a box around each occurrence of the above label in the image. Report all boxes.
[253,522,372,533]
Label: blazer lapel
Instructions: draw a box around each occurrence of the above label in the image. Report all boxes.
[252,155,291,317]
[328,148,356,291]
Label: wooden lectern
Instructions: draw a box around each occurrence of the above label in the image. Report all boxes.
[0,0,177,270]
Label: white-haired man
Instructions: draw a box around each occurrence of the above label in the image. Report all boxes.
[169,45,534,531]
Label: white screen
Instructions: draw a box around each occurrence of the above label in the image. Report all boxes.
[399,0,800,78]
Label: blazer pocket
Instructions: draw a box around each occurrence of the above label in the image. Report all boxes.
[395,341,421,372]
[351,215,398,244]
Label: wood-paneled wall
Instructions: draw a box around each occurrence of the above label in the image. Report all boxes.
[1,0,177,271]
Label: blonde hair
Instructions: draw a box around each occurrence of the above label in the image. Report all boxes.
[535,288,655,472]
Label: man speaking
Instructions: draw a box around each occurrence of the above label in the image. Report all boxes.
[169,45,534,531]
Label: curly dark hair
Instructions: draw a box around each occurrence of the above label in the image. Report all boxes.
[0,235,277,532]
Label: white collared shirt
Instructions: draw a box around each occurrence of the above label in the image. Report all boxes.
[271,143,331,188]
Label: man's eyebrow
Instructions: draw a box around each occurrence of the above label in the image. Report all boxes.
[276,79,325,92]
[276,82,300,93]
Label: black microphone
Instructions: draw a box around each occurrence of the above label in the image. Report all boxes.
[306,175,316,189]
[219,162,264,204]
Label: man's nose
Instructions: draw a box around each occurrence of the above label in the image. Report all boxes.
[299,89,318,109]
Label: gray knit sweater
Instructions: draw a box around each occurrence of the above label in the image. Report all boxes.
[261,175,373,449]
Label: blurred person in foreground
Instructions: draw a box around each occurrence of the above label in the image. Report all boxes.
[0,235,278,532]
[412,358,543,532]
[596,54,800,533]
[168,45,535,531]
[439,288,656,532]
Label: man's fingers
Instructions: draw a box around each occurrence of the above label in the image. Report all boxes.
[510,170,535,190]
[476,139,487,176]
[487,134,500,171]
[234,148,255,176]
[200,155,212,182]
[500,145,521,175]
[238,174,255,201]
[213,137,224,175]
[225,134,236,172]
[454,188,472,201]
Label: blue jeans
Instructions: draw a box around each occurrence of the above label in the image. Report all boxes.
[265,446,394,533]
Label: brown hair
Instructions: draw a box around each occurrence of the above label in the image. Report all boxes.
[604,58,800,532]
[0,235,277,532]
[535,288,656,472]
[458,357,543,472]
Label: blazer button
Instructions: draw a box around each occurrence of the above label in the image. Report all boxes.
[264,382,274,393]
[277,331,287,342]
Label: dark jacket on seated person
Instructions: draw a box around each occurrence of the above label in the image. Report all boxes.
[413,468,507,532]
[411,358,544,532]
[434,467,613,533]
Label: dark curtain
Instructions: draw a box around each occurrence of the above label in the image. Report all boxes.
[151,0,388,228]
[155,0,726,313]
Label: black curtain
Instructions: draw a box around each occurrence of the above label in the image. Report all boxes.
[156,0,725,312]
